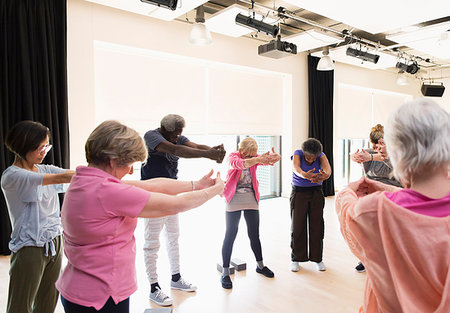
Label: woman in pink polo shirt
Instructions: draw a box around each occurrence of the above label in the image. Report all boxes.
[220,137,280,289]
[336,99,450,313]
[56,120,224,313]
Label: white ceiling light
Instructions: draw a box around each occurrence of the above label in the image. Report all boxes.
[282,0,450,34]
[284,29,344,52]
[205,4,278,38]
[312,45,398,69]
[316,47,334,71]
[396,71,409,86]
[189,6,212,45]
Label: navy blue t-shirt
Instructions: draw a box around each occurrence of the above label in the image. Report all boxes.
[140,129,189,180]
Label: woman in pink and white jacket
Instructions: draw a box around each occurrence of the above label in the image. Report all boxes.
[220,137,280,289]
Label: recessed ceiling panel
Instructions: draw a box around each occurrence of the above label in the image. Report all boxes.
[284,29,344,52]
[86,0,209,21]
[147,0,208,21]
[387,22,450,60]
[283,0,450,34]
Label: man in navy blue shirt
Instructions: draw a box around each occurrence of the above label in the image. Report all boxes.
[141,114,225,306]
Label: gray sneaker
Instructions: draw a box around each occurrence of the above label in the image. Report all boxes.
[150,287,173,306]
[170,278,197,292]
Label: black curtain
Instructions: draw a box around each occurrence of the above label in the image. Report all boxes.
[0,0,69,255]
[307,55,335,196]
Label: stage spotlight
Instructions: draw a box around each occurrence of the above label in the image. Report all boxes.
[395,61,419,74]
[235,13,279,38]
[140,0,178,11]
[346,47,380,64]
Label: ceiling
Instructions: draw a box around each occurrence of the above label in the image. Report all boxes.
[85,0,450,76]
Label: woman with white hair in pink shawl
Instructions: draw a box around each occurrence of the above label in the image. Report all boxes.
[336,98,450,313]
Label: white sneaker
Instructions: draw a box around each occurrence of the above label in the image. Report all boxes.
[150,287,173,306]
[315,261,326,271]
[170,278,197,292]
[291,261,300,272]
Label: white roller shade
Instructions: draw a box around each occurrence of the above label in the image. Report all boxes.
[372,92,412,125]
[94,44,207,134]
[337,83,413,139]
[336,84,372,138]
[208,67,285,135]
[93,42,287,136]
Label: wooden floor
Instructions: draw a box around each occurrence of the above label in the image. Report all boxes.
[0,196,366,313]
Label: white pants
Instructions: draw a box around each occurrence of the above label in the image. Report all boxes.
[143,214,180,284]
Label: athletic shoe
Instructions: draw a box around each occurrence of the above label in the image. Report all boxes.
[221,275,233,289]
[170,278,197,292]
[315,261,326,271]
[291,261,300,272]
[256,266,275,278]
[150,287,173,306]
[355,262,366,273]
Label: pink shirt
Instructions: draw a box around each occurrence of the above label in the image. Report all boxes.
[56,166,150,310]
[223,151,261,203]
[336,189,450,313]
[385,189,450,217]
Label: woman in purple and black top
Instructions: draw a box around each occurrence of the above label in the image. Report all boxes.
[290,138,331,272]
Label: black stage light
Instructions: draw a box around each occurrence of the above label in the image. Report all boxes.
[396,61,419,74]
[235,13,279,38]
[346,47,380,64]
[140,0,178,11]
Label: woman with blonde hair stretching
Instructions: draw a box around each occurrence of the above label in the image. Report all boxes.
[56,120,224,313]
[220,137,280,289]
[336,99,450,313]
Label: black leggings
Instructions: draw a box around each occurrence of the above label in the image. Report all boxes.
[61,296,129,313]
[221,210,263,268]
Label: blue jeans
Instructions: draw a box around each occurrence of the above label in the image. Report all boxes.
[61,296,129,313]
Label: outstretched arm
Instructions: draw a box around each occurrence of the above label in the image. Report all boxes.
[310,154,332,183]
[137,172,224,218]
[156,141,225,163]
[125,170,217,195]
[42,170,75,186]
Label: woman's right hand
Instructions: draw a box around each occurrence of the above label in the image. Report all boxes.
[213,172,225,196]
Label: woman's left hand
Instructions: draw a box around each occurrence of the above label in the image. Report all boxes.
[267,147,281,165]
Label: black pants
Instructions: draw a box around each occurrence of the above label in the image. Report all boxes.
[290,186,325,263]
[61,296,129,313]
[221,210,263,268]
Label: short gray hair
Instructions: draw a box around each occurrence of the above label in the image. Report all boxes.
[160,114,185,132]
[385,99,450,183]
[301,138,323,156]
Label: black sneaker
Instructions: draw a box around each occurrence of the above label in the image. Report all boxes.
[256,266,274,278]
[221,275,232,289]
[355,262,366,273]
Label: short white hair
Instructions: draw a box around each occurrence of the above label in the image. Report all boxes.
[160,114,185,132]
[385,98,450,183]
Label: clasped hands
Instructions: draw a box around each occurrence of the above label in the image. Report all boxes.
[259,147,281,165]
[347,176,400,198]
[210,144,226,164]
[303,168,328,184]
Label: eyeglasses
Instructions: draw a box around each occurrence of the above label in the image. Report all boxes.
[37,143,52,154]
